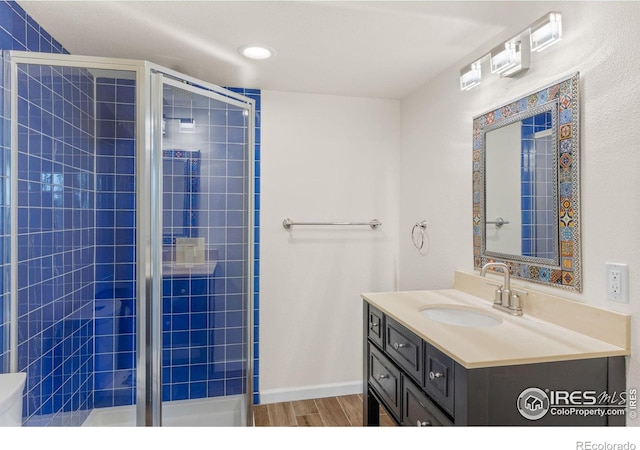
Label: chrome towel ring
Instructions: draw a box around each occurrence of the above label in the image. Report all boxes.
[411,220,430,255]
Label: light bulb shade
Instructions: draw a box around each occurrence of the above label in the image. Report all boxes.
[490,34,530,77]
[460,61,482,91]
[530,12,562,52]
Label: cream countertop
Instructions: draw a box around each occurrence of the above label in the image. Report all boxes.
[362,272,630,370]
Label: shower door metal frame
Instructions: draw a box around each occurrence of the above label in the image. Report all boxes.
[5,51,256,427]
[148,66,255,427]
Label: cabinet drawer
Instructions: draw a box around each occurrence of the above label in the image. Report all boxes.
[368,344,401,420]
[367,304,384,348]
[384,317,423,382]
[402,375,453,426]
[424,343,455,415]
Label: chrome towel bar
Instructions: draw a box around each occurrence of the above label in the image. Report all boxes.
[486,217,510,228]
[282,218,382,230]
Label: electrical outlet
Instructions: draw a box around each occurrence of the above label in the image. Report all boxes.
[606,263,628,303]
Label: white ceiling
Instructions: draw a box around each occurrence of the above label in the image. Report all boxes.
[17,1,558,99]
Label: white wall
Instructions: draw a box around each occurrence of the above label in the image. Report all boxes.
[260,91,400,401]
[485,121,522,255]
[399,2,640,424]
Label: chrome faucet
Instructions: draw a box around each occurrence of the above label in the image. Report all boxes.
[480,262,523,316]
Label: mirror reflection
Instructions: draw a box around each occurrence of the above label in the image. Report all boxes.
[162,149,201,243]
[485,108,557,262]
[473,73,581,291]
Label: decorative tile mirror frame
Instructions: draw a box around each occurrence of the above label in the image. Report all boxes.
[473,72,581,291]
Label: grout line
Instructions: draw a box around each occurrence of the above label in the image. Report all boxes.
[336,396,353,426]
[266,404,273,427]
[311,399,321,426]
[312,398,333,426]
[287,402,297,427]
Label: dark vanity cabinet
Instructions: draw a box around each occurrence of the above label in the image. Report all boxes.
[364,301,626,427]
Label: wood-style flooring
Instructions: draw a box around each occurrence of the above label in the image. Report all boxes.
[253,394,396,427]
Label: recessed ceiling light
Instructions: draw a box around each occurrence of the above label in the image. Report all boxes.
[239,45,274,60]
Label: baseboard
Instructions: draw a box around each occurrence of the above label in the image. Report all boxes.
[259,381,363,405]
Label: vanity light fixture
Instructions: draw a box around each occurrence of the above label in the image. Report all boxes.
[459,11,562,91]
[239,45,275,60]
[490,33,530,77]
[459,61,482,91]
[530,12,562,52]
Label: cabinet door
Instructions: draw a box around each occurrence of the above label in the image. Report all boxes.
[402,376,453,426]
[424,343,455,416]
[385,317,423,383]
[369,344,401,420]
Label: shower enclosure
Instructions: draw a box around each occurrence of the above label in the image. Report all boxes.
[2,51,256,426]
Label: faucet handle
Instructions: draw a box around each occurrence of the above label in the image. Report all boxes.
[509,288,527,315]
[485,281,503,305]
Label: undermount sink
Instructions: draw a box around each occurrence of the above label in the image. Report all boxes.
[419,305,503,328]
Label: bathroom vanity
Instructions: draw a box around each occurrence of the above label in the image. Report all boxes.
[362,272,630,426]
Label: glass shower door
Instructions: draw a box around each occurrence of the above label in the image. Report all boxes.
[7,53,141,426]
[151,74,253,426]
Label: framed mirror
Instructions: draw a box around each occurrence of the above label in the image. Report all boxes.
[473,73,581,291]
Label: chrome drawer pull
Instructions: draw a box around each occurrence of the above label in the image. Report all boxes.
[369,322,379,328]
[417,420,431,427]
[393,342,407,350]
[429,371,443,380]
[377,374,387,380]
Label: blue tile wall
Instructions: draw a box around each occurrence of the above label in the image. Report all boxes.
[0,0,93,426]
[521,111,553,258]
[0,1,66,54]
[93,77,137,408]
[15,63,96,426]
[522,116,535,256]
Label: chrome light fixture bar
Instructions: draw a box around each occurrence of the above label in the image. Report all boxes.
[459,11,562,91]
[530,12,562,52]
[460,60,482,91]
[490,33,530,77]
